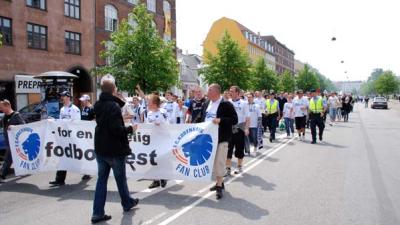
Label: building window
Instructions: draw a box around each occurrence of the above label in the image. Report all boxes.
[127,0,138,4]
[105,5,118,32]
[147,0,156,12]
[65,31,81,54]
[26,0,46,10]
[163,0,171,13]
[27,23,47,50]
[64,0,80,19]
[0,17,12,45]
[105,41,114,65]
[128,14,138,30]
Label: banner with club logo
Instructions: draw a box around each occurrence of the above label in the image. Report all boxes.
[8,120,218,182]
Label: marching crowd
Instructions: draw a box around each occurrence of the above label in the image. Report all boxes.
[0,78,356,223]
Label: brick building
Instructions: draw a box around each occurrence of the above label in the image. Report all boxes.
[0,0,95,109]
[0,0,176,109]
[95,0,176,66]
[262,35,295,75]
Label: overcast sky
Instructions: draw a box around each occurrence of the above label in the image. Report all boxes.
[176,0,400,82]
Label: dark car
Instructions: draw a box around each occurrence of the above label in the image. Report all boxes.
[0,113,7,156]
[371,97,388,109]
[18,100,61,123]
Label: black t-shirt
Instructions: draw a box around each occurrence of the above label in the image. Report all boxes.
[81,106,95,121]
[278,97,287,112]
[188,98,206,123]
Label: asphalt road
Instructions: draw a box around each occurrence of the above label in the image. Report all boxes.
[1,101,399,225]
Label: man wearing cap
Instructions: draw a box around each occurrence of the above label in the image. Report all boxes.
[80,94,95,121]
[80,94,95,180]
[49,91,81,186]
[265,92,280,143]
[308,89,327,144]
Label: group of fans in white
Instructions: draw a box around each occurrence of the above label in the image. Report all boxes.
[1,80,357,223]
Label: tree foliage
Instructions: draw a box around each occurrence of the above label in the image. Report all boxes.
[96,4,179,94]
[251,58,279,92]
[374,71,399,95]
[0,33,2,47]
[279,70,296,92]
[296,64,319,91]
[201,31,252,91]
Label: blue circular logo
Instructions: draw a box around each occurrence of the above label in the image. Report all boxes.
[181,134,213,166]
[15,128,41,162]
[172,127,213,167]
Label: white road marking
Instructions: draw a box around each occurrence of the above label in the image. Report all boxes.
[157,137,295,225]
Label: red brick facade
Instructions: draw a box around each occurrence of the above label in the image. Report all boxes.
[95,0,176,66]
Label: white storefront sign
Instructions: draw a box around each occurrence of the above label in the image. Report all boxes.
[15,75,42,94]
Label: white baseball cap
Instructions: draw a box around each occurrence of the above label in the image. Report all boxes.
[79,94,90,101]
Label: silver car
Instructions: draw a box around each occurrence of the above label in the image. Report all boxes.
[371,97,388,109]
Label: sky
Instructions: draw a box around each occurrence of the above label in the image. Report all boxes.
[176,0,400,82]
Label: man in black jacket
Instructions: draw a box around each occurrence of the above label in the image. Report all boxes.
[0,100,25,180]
[91,80,139,224]
[200,84,238,200]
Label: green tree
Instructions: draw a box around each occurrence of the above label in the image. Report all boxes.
[296,64,319,91]
[97,4,178,94]
[0,33,3,47]
[201,31,252,91]
[375,71,399,95]
[251,58,279,92]
[279,70,296,92]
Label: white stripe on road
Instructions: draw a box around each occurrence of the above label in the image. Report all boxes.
[157,137,294,225]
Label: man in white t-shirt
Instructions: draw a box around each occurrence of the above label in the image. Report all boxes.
[247,93,262,152]
[49,91,82,186]
[226,86,250,176]
[328,92,339,126]
[292,90,309,141]
[161,91,179,124]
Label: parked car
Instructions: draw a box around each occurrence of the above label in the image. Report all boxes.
[371,97,388,109]
[18,100,61,123]
[0,113,7,155]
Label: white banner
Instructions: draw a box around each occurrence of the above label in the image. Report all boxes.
[8,120,218,182]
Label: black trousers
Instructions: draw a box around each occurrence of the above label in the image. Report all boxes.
[262,113,268,132]
[55,170,67,182]
[267,113,278,140]
[228,129,245,159]
[309,113,325,142]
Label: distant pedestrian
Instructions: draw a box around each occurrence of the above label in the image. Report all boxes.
[91,80,139,223]
[283,95,295,138]
[364,96,369,108]
[266,92,280,142]
[328,92,339,126]
[0,100,25,180]
[309,89,327,144]
[293,90,309,141]
[247,93,262,152]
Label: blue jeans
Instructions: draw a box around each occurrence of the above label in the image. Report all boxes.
[92,154,134,217]
[329,108,337,121]
[248,128,258,148]
[284,118,294,136]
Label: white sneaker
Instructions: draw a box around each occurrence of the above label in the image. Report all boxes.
[301,135,306,141]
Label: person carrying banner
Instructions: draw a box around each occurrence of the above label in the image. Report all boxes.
[91,80,139,223]
[162,91,179,124]
[145,94,169,189]
[49,91,82,187]
[226,86,250,176]
[200,84,238,200]
[0,100,25,181]
[79,94,95,181]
